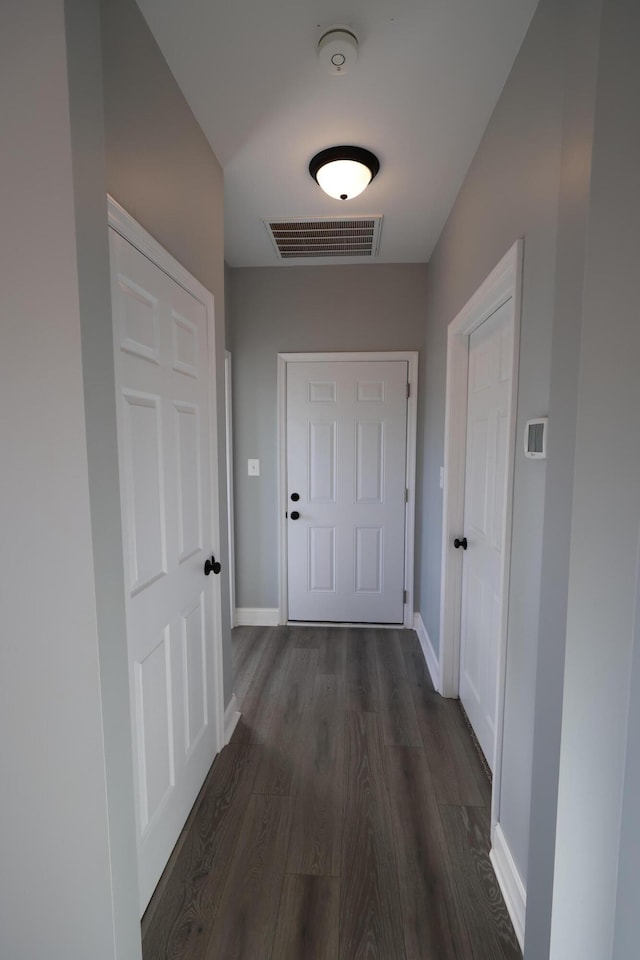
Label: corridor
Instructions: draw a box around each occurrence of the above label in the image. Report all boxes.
[142,626,520,959]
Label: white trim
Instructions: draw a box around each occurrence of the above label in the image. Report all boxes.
[413,613,440,693]
[288,620,398,630]
[235,607,280,627]
[108,197,211,307]
[278,351,420,363]
[490,822,526,951]
[490,245,522,832]
[223,693,241,746]
[438,240,523,834]
[225,352,236,628]
[277,355,288,626]
[107,195,226,758]
[277,351,419,628]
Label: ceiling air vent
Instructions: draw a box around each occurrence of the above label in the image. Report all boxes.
[264,216,383,260]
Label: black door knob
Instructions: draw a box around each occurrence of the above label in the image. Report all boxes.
[290,492,300,502]
[454,537,468,550]
[290,511,300,520]
[204,555,222,575]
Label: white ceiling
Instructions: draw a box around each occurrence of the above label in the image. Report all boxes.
[135,0,538,267]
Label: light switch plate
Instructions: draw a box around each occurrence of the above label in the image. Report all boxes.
[248,458,260,476]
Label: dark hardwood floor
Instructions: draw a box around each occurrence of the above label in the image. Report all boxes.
[142,625,521,960]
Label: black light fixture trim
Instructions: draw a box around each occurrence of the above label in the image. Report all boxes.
[309,145,380,198]
[317,27,359,47]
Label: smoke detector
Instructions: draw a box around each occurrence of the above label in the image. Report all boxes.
[318,25,359,75]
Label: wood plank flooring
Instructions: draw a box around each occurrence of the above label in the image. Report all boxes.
[142,626,521,960]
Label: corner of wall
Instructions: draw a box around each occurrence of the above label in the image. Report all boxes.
[413,612,440,693]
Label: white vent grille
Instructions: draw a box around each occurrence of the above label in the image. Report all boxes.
[264,217,383,260]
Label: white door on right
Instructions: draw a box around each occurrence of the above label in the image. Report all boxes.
[459,300,513,770]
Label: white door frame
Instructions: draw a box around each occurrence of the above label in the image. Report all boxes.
[225,351,236,628]
[439,240,522,835]
[107,195,226,759]
[277,351,419,629]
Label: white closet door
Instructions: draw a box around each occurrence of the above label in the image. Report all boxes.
[459,300,513,769]
[110,228,222,913]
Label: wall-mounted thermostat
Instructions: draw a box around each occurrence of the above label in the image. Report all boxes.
[524,418,548,459]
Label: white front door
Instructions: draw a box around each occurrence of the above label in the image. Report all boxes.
[458,301,513,769]
[286,360,408,623]
[109,225,222,913]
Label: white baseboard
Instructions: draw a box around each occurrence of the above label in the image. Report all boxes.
[413,612,441,693]
[490,822,526,951]
[235,607,279,627]
[223,693,241,746]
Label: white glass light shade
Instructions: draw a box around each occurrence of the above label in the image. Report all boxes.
[315,158,373,200]
[309,147,380,201]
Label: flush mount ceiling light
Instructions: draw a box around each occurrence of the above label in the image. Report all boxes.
[309,146,380,201]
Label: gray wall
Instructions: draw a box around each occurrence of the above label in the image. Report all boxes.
[415,0,564,881]
[0,1,231,955]
[101,0,233,703]
[65,0,142,954]
[524,0,601,955]
[415,2,640,955]
[0,2,116,956]
[549,0,640,956]
[228,263,428,610]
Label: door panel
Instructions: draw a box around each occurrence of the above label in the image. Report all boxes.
[356,421,384,502]
[308,526,336,592]
[121,391,167,592]
[309,421,337,502]
[175,402,202,562]
[110,228,221,913]
[182,596,207,753]
[355,527,383,592]
[459,300,513,770]
[137,629,173,830]
[287,360,407,623]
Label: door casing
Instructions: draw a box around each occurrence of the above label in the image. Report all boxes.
[439,239,523,838]
[277,351,418,628]
[225,351,236,628]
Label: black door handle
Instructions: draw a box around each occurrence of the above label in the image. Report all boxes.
[454,537,468,550]
[204,555,222,575]
[290,492,300,502]
[290,511,300,520]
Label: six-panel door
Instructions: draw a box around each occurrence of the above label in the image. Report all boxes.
[286,360,408,623]
[459,300,513,770]
[109,229,221,913]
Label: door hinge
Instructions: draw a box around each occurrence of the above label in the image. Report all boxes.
[407,382,411,399]
[403,589,407,604]
[405,488,409,503]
